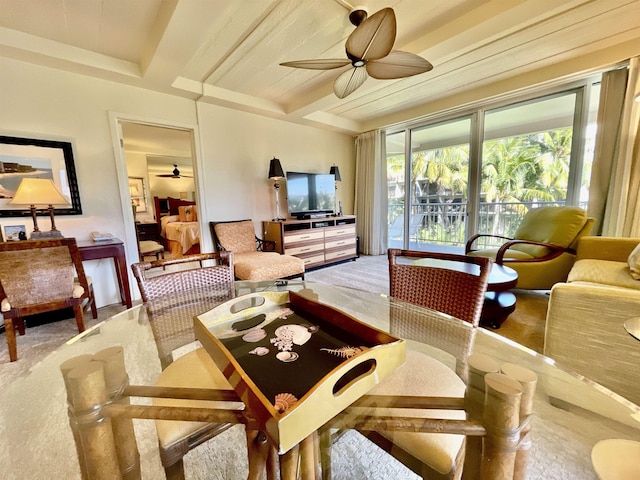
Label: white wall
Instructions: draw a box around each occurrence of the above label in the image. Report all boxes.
[196,103,355,235]
[0,57,355,306]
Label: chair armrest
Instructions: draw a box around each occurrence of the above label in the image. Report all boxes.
[576,236,640,262]
[495,239,565,264]
[256,237,276,252]
[465,233,514,253]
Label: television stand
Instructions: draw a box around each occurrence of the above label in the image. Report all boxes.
[263,216,357,269]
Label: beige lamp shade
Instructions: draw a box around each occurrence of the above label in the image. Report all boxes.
[9,178,70,207]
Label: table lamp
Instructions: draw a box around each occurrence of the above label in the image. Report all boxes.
[268,157,286,221]
[330,165,342,216]
[9,178,70,238]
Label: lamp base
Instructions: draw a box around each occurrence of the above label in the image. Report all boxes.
[30,230,64,239]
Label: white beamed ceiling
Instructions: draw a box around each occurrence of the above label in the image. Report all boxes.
[1,0,640,135]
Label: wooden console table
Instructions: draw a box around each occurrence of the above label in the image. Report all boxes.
[78,238,132,308]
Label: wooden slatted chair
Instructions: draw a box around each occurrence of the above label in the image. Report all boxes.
[130,252,240,479]
[0,238,96,362]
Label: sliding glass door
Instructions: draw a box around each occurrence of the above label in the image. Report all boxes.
[387,78,600,250]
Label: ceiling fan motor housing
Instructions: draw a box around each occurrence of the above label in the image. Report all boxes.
[349,8,368,26]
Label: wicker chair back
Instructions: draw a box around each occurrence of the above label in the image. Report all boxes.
[388,248,493,327]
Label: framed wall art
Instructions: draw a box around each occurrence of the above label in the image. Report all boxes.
[0,135,82,217]
[4,224,27,241]
[128,177,147,213]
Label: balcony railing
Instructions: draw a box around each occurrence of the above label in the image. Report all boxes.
[388,200,586,248]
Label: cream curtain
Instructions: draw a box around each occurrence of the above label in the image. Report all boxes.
[354,130,387,255]
[588,58,640,237]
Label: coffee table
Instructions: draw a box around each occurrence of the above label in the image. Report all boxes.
[481,263,518,329]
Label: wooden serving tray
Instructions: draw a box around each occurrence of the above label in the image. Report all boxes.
[194,289,406,453]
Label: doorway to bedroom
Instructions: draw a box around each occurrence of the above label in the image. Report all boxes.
[120,121,197,260]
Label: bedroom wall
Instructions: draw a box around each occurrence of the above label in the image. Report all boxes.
[0,57,356,306]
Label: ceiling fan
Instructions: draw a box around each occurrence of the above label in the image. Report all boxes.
[280,7,433,99]
[156,164,193,178]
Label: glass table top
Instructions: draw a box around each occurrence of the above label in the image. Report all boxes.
[1,280,638,479]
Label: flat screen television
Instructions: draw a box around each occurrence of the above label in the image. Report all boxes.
[286,171,335,218]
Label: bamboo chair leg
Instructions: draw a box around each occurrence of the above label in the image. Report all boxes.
[247,430,270,480]
[464,353,501,478]
[60,355,96,480]
[164,460,185,480]
[94,347,140,479]
[266,445,279,480]
[481,372,523,479]
[502,363,538,480]
[319,426,332,480]
[4,318,17,362]
[62,359,121,479]
[300,432,318,479]
[279,444,300,480]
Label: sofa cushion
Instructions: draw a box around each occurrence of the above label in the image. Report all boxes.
[628,243,640,280]
[367,350,466,475]
[568,259,640,290]
[234,251,304,281]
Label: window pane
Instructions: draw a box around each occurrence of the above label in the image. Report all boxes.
[479,93,576,243]
[409,117,472,249]
[387,131,406,247]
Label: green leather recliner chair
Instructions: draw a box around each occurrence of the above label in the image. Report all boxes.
[465,206,594,290]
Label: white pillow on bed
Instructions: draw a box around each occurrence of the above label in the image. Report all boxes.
[161,215,179,227]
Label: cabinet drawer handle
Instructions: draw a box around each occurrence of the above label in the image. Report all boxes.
[336,230,346,234]
[336,241,345,245]
[300,235,310,239]
[301,247,311,252]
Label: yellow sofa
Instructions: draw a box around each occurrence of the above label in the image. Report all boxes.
[544,236,640,405]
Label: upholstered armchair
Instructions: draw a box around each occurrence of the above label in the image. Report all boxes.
[0,238,96,362]
[210,220,304,281]
[465,206,594,290]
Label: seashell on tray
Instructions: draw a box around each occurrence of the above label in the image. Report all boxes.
[242,328,267,342]
[276,351,299,363]
[274,393,298,413]
[248,346,269,356]
[274,324,313,346]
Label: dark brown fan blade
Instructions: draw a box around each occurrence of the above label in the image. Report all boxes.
[366,51,433,79]
[345,7,396,62]
[280,59,351,70]
[333,66,368,99]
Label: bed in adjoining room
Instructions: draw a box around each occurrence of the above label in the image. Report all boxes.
[154,196,201,257]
